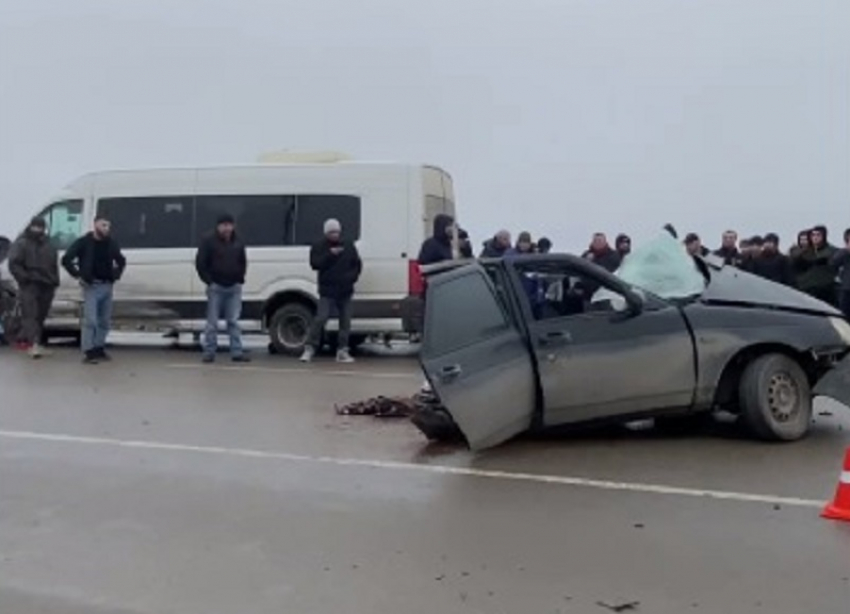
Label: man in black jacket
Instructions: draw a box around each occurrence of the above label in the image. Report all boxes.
[301,218,362,364]
[418,214,456,265]
[195,213,250,364]
[713,230,740,266]
[8,217,59,358]
[61,216,126,364]
[746,233,794,286]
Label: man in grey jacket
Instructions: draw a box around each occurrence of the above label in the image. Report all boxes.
[832,228,850,320]
[8,217,59,358]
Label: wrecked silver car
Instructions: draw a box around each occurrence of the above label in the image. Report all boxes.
[415,234,850,450]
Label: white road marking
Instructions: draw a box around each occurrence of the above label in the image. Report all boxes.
[166,363,418,380]
[0,429,827,509]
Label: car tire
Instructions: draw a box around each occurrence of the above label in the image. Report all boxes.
[268,303,314,356]
[739,353,812,442]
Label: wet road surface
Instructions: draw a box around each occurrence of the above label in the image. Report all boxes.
[1,340,849,613]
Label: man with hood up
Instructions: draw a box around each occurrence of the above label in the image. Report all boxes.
[615,234,632,260]
[418,214,455,265]
[8,217,59,358]
[796,225,838,305]
[195,213,250,364]
[480,230,512,258]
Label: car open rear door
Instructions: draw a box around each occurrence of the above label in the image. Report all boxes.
[420,263,537,451]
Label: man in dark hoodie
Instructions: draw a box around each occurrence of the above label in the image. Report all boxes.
[195,213,250,364]
[831,228,850,319]
[480,229,511,258]
[746,233,793,286]
[797,225,838,305]
[418,214,455,265]
[62,216,126,364]
[582,233,621,272]
[8,217,59,358]
[615,234,632,260]
[302,218,362,364]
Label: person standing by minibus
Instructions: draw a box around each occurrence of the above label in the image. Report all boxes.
[8,217,59,358]
[195,213,250,364]
[301,218,362,364]
[62,216,126,364]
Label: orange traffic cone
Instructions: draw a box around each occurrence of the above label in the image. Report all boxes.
[822,448,850,522]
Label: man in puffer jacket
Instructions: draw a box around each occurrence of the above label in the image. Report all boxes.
[8,217,59,358]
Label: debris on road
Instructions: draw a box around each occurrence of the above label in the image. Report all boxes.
[596,600,641,612]
[334,391,466,442]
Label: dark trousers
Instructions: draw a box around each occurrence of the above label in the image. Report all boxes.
[840,290,850,320]
[309,296,353,350]
[19,284,55,345]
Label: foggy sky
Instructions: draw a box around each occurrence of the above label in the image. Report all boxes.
[0,0,847,250]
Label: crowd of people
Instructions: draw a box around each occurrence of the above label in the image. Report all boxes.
[418,214,850,320]
[3,211,849,364]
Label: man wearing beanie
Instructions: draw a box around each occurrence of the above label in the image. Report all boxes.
[195,213,250,364]
[8,217,59,358]
[746,233,793,286]
[302,218,362,363]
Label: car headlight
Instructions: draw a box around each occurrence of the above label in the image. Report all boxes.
[829,317,850,346]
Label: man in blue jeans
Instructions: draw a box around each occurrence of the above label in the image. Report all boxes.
[195,213,250,364]
[62,216,126,364]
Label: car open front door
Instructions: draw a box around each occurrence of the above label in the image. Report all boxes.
[420,263,537,451]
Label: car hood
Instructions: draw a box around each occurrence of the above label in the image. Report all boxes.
[701,261,842,317]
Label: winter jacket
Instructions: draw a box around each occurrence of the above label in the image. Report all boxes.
[581,246,621,273]
[745,252,794,286]
[418,214,455,265]
[9,230,59,287]
[480,238,510,259]
[713,247,740,267]
[195,232,247,287]
[61,233,126,285]
[310,239,362,299]
[831,249,850,291]
[795,245,838,295]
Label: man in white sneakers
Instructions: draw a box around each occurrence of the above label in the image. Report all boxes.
[301,219,362,363]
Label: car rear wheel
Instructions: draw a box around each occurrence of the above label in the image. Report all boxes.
[739,354,812,441]
[268,303,314,356]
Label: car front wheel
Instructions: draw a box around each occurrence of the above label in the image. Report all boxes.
[739,353,812,442]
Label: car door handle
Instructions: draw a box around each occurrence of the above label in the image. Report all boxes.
[538,331,572,345]
[437,364,463,381]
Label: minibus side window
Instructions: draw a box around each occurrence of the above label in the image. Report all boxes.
[37,200,84,251]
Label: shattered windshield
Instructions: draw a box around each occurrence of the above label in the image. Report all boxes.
[597,232,707,301]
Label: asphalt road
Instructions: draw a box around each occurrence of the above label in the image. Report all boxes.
[1,339,849,614]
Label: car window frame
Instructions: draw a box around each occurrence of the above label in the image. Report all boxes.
[506,256,646,324]
[422,265,515,357]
